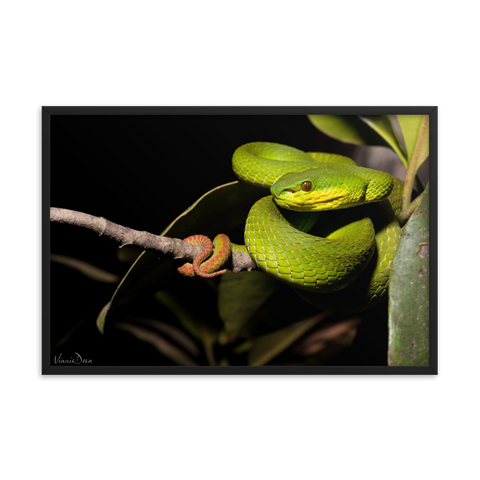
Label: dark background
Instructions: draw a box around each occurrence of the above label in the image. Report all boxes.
[49,114,418,367]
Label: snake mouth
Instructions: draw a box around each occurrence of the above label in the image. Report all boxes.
[273,193,347,211]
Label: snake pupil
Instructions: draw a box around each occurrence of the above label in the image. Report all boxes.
[301,181,313,192]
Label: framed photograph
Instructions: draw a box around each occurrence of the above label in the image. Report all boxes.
[43,107,437,374]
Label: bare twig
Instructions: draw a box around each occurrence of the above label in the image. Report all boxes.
[50,207,256,273]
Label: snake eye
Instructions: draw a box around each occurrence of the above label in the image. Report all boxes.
[301,181,313,192]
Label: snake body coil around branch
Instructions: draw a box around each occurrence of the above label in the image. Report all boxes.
[181,142,402,313]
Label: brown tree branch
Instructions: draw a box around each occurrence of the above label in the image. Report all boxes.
[50,207,256,274]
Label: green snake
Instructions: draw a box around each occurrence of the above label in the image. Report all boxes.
[180,142,402,312]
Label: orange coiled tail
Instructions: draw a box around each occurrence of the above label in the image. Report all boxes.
[177,234,231,278]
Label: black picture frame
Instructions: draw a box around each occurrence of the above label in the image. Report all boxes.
[40,104,439,375]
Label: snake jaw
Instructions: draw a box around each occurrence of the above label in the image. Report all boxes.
[272,189,296,209]
[272,187,349,211]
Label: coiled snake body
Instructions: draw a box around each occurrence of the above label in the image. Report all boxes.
[181,142,402,313]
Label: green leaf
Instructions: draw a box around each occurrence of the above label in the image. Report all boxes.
[96,302,110,335]
[248,312,330,366]
[397,115,429,170]
[388,184,429,366]
[51,254,120,283]
[359,115,408,167]
[308,114,408,168]
[399,115,429,210]
[96,181,267,333]
[218,270,279,335]
[308,115,392,146]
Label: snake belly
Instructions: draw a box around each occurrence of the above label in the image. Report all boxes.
[233,142,402,312]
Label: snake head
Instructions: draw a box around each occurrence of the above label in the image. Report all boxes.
[270,165,393,211]
[271,168,348,211]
